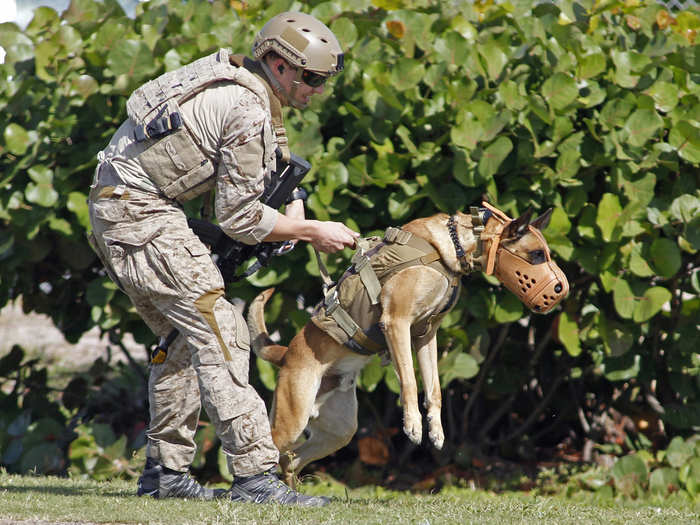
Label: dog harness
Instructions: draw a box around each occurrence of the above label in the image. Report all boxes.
[311,226,463,356]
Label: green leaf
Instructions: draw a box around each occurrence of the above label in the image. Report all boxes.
[0,27,34,63]
[330,17,358,49]
[245,266,290,287]
[545,208,574,260]
[650,238,681,278]
[256,356,277,391]
[217,446,234,482]
[390,57,424,91]
[86,278,117,307]
[558,311,581,356]
[107,39,155,79]
[451,113,484,151]
[684,457,700,497]
[613,278,636,320]
[620,171,656,208]
[578,52,606,79]
[498,80,527,111]
[541,72,579,111]
[611,454,648,497]
[25,166,59,207]
[647,81,680,113]
[667,436,694,468]
[67,191,90,229]
[629,246,654,278]
[623,109,663,148]
[669,121,700,164]
[478,136,512,179]
[440,349,479,387]
[596,193,622,242]
[599,316,634,357]
[477,39,507,82]
[670,194,700,224]
[633,286,671,323]
[71,74,99,98]
[384,366,400,394]
[649,467,680,496]
[4,123,32,155]
[493,291,524,323]
[359,355,384,393]
[451,353,479,380]
[604,354,640,382]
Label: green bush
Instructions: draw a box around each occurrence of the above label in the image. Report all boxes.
[571,435,700,500]
[0,0,698,482]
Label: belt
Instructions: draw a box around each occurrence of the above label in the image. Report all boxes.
[89,184,131,201]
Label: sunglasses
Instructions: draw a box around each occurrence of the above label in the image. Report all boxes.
[301,70,328,88]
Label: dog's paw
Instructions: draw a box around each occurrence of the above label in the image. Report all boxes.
[426,414,444,449]
[429,428,445,450]
[403,413,422,444]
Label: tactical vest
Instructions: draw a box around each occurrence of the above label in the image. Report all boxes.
[311,228,462,355]
[126,48,287,203]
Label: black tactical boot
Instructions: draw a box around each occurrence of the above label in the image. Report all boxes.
[228,469,330,506]
[137,458,224,499]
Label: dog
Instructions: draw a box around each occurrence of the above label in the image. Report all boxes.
[246,202,569,485]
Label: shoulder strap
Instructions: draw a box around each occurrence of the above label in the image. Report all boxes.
[229,54,290,162]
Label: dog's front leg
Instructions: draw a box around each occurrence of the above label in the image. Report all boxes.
[382,317,422,444]
[416,332,444,450]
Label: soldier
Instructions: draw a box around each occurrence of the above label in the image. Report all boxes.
[87,12,357,506]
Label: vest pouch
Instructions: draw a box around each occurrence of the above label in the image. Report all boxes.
[136,126,215,203]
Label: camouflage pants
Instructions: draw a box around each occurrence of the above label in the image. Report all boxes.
[88,181,279,477]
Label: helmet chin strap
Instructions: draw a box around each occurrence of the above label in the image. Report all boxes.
[259,61,307,109]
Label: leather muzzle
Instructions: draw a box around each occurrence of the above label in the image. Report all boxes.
[493,228,569,314]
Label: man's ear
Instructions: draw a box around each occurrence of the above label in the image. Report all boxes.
[530,208,553,231]
[502,208,533,240]
[265,55,286,78]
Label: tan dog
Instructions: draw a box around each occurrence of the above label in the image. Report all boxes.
[247,204,568,485]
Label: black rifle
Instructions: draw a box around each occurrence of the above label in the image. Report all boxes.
[187,150,311,283]
[150,149,311,363]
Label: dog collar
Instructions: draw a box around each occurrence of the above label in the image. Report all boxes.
[447,215,474,273]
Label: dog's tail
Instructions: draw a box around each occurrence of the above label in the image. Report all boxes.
[246,288,288,367]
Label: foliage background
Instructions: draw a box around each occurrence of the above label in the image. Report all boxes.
[1,0,699,497]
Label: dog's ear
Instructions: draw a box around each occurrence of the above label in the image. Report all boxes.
[502,208,533,240]
[530,208,553,231]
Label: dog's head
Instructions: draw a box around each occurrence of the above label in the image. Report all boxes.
[481,204,569,314]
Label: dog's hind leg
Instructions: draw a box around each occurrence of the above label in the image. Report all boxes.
[284,382,359,484]
[271,361,322,456]
[416,331,445,449]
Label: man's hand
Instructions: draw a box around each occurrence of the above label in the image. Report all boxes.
[309,220,359,253]
[264,214,359,252]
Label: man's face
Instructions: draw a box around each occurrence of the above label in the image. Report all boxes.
[275,61,327,108]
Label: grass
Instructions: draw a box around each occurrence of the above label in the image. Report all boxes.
[0,472,698,525]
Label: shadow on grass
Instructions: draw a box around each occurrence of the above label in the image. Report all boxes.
[0,483,131,498]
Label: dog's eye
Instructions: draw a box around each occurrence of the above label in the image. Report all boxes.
[530,250,546,264]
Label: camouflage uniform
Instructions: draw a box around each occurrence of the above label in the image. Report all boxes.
[88,50,281,477]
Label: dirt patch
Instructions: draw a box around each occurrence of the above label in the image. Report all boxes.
[0,299,146,369]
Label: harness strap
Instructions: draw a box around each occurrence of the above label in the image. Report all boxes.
[384,226,412,245]
[229,54,290,162]
[352,245,382,305]
[324,288,384,354]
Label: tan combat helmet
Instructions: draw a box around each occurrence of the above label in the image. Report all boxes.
[252,11,344,75]
[252,12,344,108]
